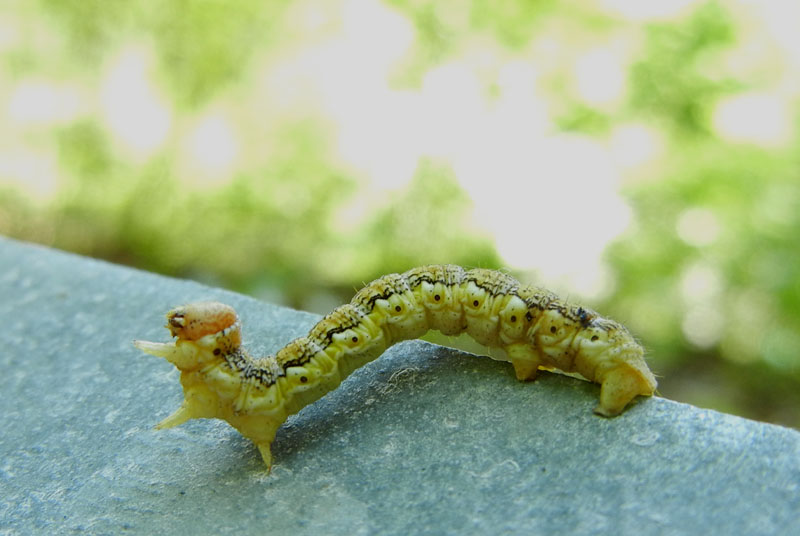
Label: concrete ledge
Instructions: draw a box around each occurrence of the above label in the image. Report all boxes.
[1,236,798,535]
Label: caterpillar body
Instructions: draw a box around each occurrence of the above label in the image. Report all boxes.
[134,265,657,469]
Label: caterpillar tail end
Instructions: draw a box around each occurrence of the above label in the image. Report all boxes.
[594,366,653,417]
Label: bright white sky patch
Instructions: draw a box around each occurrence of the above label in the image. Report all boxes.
[7,80,82,125]
[100,46,172,159]
[741,0,800,66]
[341,0,413,64]
[330,0,416,190]
[418,62,485,159]
[453,132,631,290]
[0,16,20,51]
[609,123,663,169]
[712,92,793,147]
[600,0,700,21]
[180,112,239,187]
[574,48,626,105]
[263,0,417,190]
[0,147,59,203]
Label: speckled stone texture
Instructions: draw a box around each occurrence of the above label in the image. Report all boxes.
[1,236,798,535]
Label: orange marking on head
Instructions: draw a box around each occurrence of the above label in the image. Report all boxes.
[166,301,238,341]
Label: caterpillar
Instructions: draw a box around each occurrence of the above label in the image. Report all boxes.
[134,265,657,469]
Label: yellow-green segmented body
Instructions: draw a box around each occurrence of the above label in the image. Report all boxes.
[134,265,657,469]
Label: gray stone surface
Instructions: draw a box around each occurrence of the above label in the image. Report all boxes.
[0,235,798,535]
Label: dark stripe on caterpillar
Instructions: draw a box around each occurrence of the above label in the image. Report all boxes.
[134,264,657,469]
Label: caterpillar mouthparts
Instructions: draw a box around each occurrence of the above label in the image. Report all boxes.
[134,264,656,469]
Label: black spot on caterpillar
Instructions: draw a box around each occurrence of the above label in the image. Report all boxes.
[134,264,657,469]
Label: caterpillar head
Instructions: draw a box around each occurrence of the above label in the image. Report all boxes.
[165,301,238,341]
[134,301,242,371]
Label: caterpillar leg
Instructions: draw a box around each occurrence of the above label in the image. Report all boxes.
[230,418,281,471]
[505,343,542,381]
[257,443,273,471]
[594,366,644,417]
[511,360,539,381]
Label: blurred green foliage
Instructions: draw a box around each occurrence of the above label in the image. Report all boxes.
[1,0,799,427]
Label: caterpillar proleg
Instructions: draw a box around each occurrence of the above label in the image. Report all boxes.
[134,265,657,469]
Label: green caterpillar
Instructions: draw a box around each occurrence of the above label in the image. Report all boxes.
[134,265,657,469]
